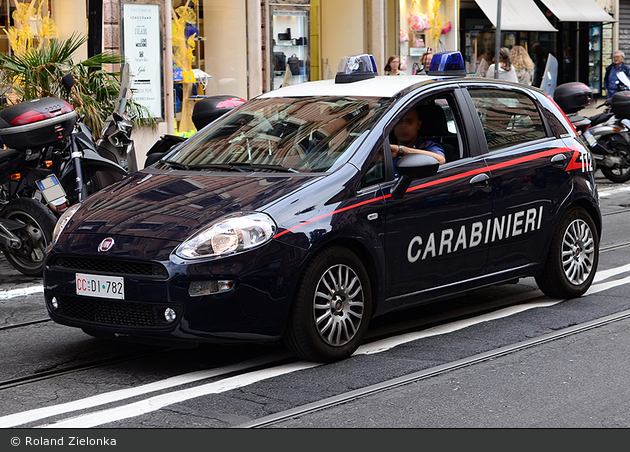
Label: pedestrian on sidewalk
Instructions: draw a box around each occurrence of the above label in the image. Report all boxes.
[604,51,630,99]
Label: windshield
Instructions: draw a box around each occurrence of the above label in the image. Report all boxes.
[162,96,393,173]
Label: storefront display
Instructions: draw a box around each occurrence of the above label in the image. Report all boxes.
[270,5,310,91]
[398,0,455,75]
[588,25,602,94]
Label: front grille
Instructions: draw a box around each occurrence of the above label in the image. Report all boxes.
[51,256,169,279]
[51,294,181,329]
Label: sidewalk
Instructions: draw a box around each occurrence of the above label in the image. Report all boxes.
[579,96,607,116]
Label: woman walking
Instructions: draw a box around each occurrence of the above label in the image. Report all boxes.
[510,45,535,85]
[485,47,518,83]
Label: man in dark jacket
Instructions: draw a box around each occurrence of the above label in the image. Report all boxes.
[604,51,630,99]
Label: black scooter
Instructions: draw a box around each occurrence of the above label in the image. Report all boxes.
[555,80,630,183]
[0,107,64,276]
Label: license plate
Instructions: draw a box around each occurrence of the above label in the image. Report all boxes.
[76,273,125,299]
[583,130,597,147]
[36,174,66,204]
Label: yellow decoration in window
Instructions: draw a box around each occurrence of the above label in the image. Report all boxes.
[4,0,59,55]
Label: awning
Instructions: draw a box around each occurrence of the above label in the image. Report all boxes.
[475,0,557,32]
[538,0,615,22]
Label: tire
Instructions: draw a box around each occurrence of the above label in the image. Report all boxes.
[283,246,372,363]
[535,206,599,299]
[600,141,630,183]
[0,198,57,276]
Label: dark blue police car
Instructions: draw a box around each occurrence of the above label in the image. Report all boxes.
[44,53,601,362]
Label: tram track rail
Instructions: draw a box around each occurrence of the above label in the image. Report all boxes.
[238,308,630,428]
[0,318,50,331]
[0,348,177,392]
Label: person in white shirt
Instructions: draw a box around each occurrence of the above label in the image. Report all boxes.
[485,47,518,83]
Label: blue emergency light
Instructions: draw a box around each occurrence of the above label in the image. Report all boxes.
[335,54,378,84]
[427,52,466,77]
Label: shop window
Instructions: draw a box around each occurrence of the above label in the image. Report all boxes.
[171,0,248,133]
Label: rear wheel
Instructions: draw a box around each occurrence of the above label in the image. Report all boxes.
[283,246,372,362]
[0,198,57,276]
[600,141,630,183]
[535,206,598,299]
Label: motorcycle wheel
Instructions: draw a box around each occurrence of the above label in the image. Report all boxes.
[0,198,57,276]
[600,142,630,183]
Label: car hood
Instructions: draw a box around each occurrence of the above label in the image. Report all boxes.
[67,170,323,241]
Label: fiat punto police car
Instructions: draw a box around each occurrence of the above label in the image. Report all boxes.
[43,53,601,362]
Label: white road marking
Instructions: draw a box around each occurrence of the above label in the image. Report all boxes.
[0,355,288,428]
[0,286,43,300]
[597,185,630,197]
[2,263,630,428]
[39,362,320,429]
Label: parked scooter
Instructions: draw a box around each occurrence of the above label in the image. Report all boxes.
[555,79,630,183]
[39,72,128,206]
[93,63,137,177]
[0,103,67,276]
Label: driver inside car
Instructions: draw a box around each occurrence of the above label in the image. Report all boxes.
[390,107,446,169]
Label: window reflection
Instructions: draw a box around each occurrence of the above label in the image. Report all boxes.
[165,96,393,172]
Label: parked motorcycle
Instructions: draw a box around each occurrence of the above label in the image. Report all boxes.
[45,71,129,205]
[0,102,67,276]
[555,79,630,183]
[93,63,137,178]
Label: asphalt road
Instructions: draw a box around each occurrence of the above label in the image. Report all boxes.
[1,172,629,431]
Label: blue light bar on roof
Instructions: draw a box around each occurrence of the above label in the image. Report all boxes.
[427,52,466,77]
[335,54,378,84]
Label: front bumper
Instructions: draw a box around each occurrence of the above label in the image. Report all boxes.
[43,233,303,344]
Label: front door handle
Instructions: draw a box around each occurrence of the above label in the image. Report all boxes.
[469,172,490,189]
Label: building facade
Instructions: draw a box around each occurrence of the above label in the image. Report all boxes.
[0,0,618,166]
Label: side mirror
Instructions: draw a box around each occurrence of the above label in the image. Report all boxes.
[391,153,440,199]
[62,73,75,93]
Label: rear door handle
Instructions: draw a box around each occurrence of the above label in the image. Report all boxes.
[551,153,568,168]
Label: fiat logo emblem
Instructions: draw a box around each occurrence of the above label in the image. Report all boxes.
[98,237,115,252]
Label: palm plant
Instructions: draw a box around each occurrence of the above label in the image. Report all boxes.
[0,32,155,138]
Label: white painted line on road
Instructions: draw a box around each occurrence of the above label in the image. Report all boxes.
[594,263,630,283]
[39,361,320,428]
[0,354,289,428]
[4,265,630,428]
[597,185,630,197]
[0,286,43,300]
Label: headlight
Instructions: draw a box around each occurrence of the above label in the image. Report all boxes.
[50,203,81,247]
[175,212,277,259]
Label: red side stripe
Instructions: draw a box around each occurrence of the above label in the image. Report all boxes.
[273,147,575,238]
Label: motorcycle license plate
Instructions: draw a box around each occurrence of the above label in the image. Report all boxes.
[76,273,125,299]
[583,130,597,147]
[36,174,66,204]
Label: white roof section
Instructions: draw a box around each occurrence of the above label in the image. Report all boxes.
[259,75,435,99]
[539,0,615,22]
[474,0,557,32]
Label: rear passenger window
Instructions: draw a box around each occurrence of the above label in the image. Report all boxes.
[468,89,546,152]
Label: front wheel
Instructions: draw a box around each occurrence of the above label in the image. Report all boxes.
[535,206,599,299]
[283,246,372,362]
[600,141,630,183]
[0,198,57,276]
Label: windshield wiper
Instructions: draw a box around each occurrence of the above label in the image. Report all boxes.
[160,160,298,173]
[223,162,300,173]
[159,160,246,172]
[159,159,189,170]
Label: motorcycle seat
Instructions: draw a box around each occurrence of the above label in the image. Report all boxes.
[588,112,613,127]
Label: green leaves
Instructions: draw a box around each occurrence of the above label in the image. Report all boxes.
[0,33,155,139]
